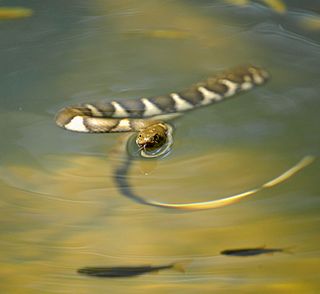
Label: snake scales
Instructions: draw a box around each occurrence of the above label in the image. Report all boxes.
[55,65,313,211]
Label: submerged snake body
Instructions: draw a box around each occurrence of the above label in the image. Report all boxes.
[55,66,269,134]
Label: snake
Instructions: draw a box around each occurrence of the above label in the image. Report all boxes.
[55,65,315,211]
[56,65,268,154]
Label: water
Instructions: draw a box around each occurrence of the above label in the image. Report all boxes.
[0,0,319,293]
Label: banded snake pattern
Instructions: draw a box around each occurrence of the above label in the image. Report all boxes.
[56,65,268,135]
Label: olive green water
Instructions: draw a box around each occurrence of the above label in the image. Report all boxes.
[0,0,319,293]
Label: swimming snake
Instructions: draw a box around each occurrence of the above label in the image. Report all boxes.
[55,65,314,210]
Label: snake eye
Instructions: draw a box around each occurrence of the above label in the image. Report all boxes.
[154,134,159,141]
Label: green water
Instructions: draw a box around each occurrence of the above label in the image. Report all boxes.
[0,0,319,293]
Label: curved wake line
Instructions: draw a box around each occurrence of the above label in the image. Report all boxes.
[114,155,315,211]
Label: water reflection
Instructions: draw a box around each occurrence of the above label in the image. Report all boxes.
[0,0,319,293]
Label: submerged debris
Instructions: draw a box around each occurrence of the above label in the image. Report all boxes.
[223,0,287,14]
[224,0,250,7]
[125,29,192,40]
[0,7,33,20]
[300,15,320,31]
[261,0,287,14]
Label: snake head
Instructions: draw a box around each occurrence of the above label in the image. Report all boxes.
[136,123,168,152]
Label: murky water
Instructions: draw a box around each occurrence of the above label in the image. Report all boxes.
[0,0,319,293]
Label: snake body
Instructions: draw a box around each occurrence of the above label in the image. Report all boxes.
[55,65,269,136]
[56,65,291,211]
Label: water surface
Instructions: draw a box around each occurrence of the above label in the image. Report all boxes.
[0,0,319,293]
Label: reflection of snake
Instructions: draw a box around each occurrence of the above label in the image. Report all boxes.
[114,152,314,211]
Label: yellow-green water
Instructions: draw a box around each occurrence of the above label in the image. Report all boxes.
[0,0,319,293]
